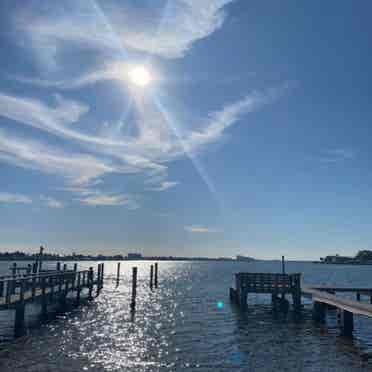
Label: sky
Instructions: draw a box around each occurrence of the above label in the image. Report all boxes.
[1,1,372,260]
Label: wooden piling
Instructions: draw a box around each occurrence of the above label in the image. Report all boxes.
[312,301,326,322]
[88,267,94,300]
[14,279,25,338]
[11,263,17,294]
[154,262,158,288]
[41,277,48,319]
[130,267,137,312]
[96,264,101,296]
[73,263,78,272]
[281,256,285,275]
[356,292,361,301]
[116,262,121,287]
[150,265,154,289]
[340,310,354,337]
[76,272,81,306]
[38,246,44,272]
[57,262,61,271]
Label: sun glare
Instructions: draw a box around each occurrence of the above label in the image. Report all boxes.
[128,65,151,87]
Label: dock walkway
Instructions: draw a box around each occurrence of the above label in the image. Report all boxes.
[0,263,104,337]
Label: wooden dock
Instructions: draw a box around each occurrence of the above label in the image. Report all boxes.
[0,263,104,337]
[230,271,372,337]
[302,285,372,336]
[229,272,302,311]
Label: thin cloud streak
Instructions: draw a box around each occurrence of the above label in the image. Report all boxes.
[185,225,222,233]
[0,192,32,204]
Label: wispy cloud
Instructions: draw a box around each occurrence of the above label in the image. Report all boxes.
[0,192,32,204]
[319,148,355,163]
[115,0,235,59]
[148,181,179,192]
[185,225,222,233]
[40,195,64,208]
[1,1,292,208]
[14,0,235,65]
[0,130,115,186]
[77,192,139,208]
[0,83,288,205]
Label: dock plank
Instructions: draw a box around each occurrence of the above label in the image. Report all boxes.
[302,286,372,317]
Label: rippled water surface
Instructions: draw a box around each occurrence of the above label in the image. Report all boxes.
[1,260,372,371]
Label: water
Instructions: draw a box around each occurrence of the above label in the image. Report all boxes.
[1,260,372,371]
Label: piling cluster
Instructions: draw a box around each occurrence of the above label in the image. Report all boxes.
[115,262,159,312]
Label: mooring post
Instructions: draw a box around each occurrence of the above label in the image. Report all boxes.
[340,310,354,337]
[130,267,138,312]
[96,264,101,296]
[356,292,361,301]
[76,272,81,306]
[116,262,121,287]
[57,262,61,271]
[154,262,158,288]
[38,246,44,272]
[150,265,154,289]
[100,263,104,291]
[73,263,78,272]
[14,279,26,338]
[282,256,285,275]
[63,263,67,272]
[88,267,94,300]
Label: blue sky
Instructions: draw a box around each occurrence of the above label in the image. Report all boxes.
[1,0,372,259]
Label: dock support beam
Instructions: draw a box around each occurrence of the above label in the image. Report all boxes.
[340,310,354,337]
[312,301,326,322]
[239,287,248,310]
[41,277,48,319]
[14,280,25,338]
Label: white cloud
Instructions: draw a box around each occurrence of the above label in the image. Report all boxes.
[15,0,235,65]
[40,195,64,208]
[148,181,179,192]
[0,84,287,204]
[117,0,235,58]
[77,191,139,208]
[185,84,292,151]
[0,130,115,186]
[185,225,222,233]
[0,192,32,204]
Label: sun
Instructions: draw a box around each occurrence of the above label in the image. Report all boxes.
[128,65,152,87]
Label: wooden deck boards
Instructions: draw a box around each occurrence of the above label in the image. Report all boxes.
[302,286,372,317]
